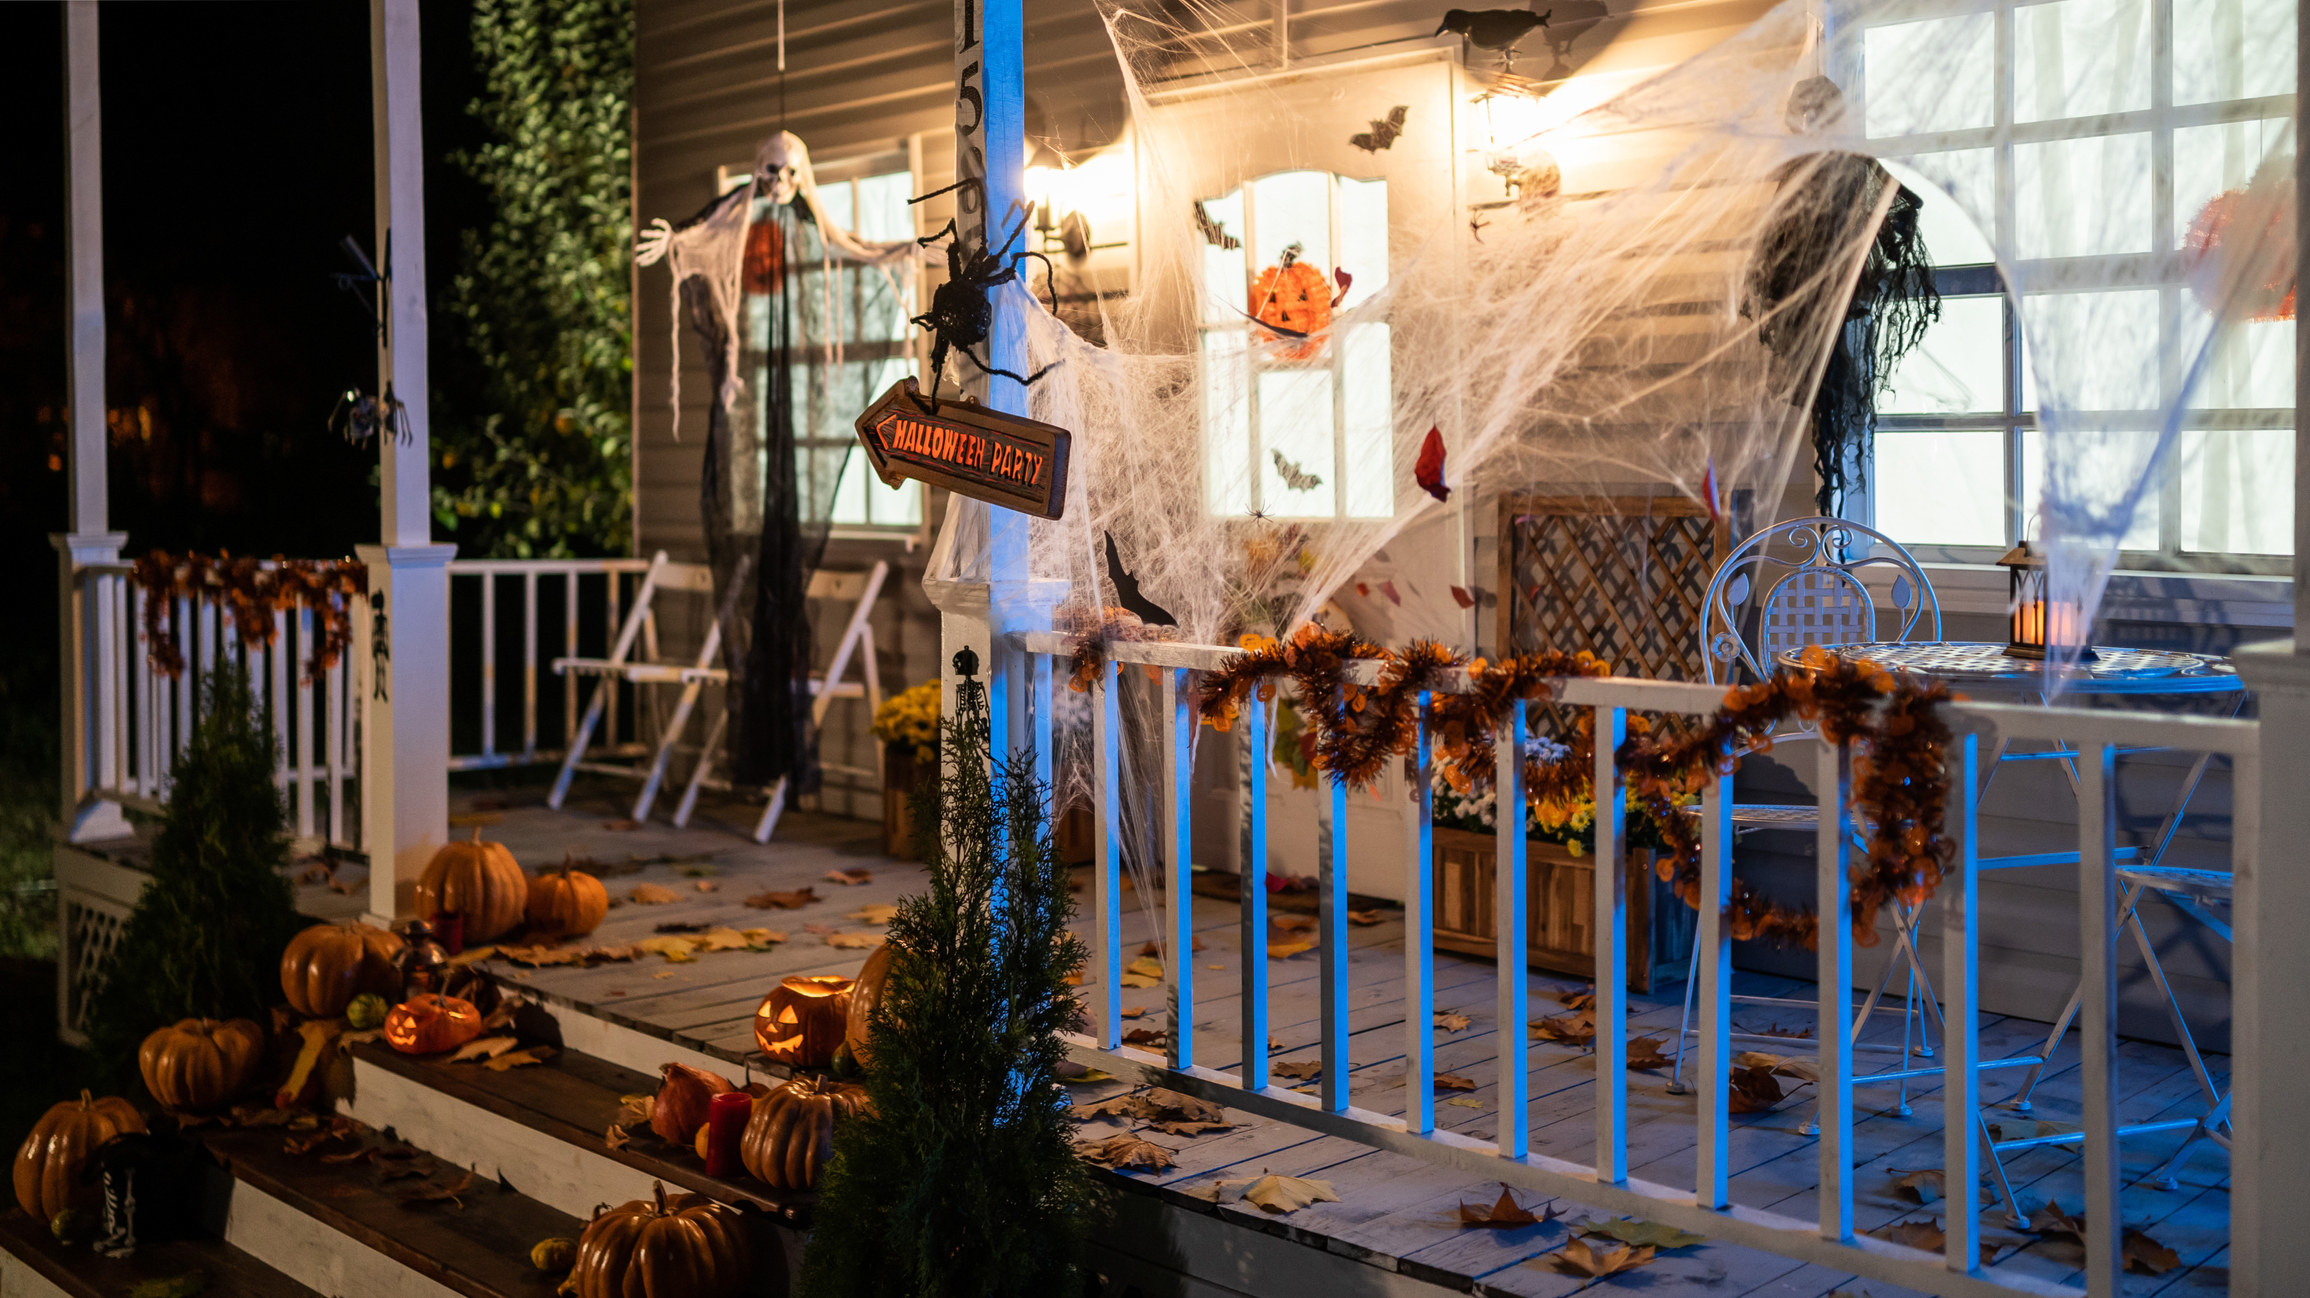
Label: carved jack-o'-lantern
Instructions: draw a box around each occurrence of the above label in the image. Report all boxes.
[382,993,485,1056]
[752,975,854,1069]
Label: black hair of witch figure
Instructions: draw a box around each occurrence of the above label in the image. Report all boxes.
[1747,76,1943,516]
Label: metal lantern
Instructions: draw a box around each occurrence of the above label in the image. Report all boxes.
[1996,541,2095,661]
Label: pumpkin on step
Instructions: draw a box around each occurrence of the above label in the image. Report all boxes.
[279,921,405,1018]
[651,1063,734,1145]
[382,993,485,1055]
[138,1018,265,1112]
[752,974,854,1068]
[740,1075,871,1191]
[526,859,609,939]
[415,829,528,941]
[572,1180,751,1298]
[12,1090,145,1221]
[844,942,895,1069]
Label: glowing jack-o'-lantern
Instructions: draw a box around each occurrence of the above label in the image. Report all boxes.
[753,975,855,1069]
[382,993,485,1055]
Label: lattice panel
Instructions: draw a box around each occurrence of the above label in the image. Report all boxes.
[1501,496,1727,683]
[62,898,129,1041]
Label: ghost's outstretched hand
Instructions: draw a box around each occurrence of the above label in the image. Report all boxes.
[635,218,675,267]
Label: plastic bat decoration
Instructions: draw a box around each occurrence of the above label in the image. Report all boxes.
[1350,105,1410,153]
[1104,532,1178,627]
[1272,450,1324,492]
[1194,200,1242,251]
[1435,9,1552,70]
[1414,425,1451,502]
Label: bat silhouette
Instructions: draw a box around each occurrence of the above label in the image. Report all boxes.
[1104,532,1178,627]
[1350,105,1410,152]
[1272,450,1324,492]
[1194,200,1242,251]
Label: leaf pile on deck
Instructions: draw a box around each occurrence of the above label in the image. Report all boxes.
[1198,626,1957,951]
[802,649,1102,1297]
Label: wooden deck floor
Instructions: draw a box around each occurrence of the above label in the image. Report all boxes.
[344,781,2233,1298]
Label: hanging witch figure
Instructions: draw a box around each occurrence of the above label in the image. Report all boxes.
[1746,76,1941,516]
[637,132,920,799]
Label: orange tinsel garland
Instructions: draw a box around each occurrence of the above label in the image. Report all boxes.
[130,551,368,683]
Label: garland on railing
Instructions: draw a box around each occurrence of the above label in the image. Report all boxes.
[130,551,368,682]
[1195,625,1954,951]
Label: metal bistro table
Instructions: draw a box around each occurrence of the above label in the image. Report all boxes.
[1779,640,2243,1199]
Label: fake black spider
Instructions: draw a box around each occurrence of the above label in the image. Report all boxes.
[329,385,411,446]
[906,178,1061,410]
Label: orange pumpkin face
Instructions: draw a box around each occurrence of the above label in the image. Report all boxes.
[280,921,405,1019]
[752,975,854,1069]
[138,1018,266,1113]
[382,993,485,1055]
[572,1180,752,1298]
[12,1090,146,1221]
[651,1063,735,1146]
[1250,256,1333,360]
[415,831,528,941]
[844,943,895,1069]
[525,863,609,939]
[739,1075,871,1191]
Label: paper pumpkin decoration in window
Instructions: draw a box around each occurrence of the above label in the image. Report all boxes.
[1250,243,1332,359]
[2185,187,2294,322]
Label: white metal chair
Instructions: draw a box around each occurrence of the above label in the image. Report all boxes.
[738,561,890,842]
[1670,517,1945,1105]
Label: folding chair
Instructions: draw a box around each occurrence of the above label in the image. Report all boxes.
[745,561,890,842]
[548,551,752,823]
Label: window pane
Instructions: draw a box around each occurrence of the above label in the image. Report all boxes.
[2173,118,2292,248]
[854,172,913,241]
[1201,190,1244,325]
[1249,171,1331,271]
[1338,177,1388,308]
[2015,133,2152,258]
[1259,367,1336,517]
[1885,152,1997,266]
[2014,0,2153,122]
[1875,430,2009,545]
[1864,15,1995,137]
[2186,307,2295,408]
[829,447,870,525]
[2021,289,2161,409]
[817,180,854,231]
[1880,295,2006,414]
[2181,426,2297,553]
[2175,0,2297,104]
[1341,324,1392,518]
[1203,330,1252,515]
[2021,426,2163,546]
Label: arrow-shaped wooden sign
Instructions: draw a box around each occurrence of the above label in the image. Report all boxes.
[852,377,1071,520]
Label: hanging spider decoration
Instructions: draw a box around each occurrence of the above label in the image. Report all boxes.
[330,385,412,447]
[905,178,1062,410]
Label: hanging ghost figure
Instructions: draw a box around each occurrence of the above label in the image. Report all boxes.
[635,130,921,796]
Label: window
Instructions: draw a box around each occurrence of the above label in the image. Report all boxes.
[1858,0,2294,569]
[1199,171,1394,519]
[746,168,924,531]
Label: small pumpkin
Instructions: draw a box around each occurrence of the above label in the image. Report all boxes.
[138,1018,266,1113]
[382,993,485,1055]
[415,828,529,942]
[739,1075,871,1191]
[526,858,609,939]
[571,1180,751,1298]
[13,1090,146,1221]
[346,992,389,1030]
[651,1063,734,1146]
[844,942,895,1069]
[752,974,854,1069]
[532,1236,578,1274]
[280,921,405,1018]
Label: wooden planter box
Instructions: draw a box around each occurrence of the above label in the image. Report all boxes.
[1431,826,1693,992]
[881,744,936,859]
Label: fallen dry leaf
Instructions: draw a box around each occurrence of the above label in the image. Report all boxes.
[374,1157,437,1181]
[634,935,698,962]
[1727,1064,1787,1113]
[825,868,873,886]
[1232,1174,1338,1214]
[602,819,642,832]
[2030,1200,2087,1243]
[1347,909,1385,926]
[1138,1089,1225,1123]
[395,1168,475,1208]
[1891,1168,1945,1205]
[1272,1060,1321,1079]
[825,931,881,949]
[1459,1186,1553,1228]
[450,1035,521,1063]
[1079,1134,1177,1170]
[849,904,900,924]
[492,944,595,967]
[1071,1095,1139,1120]
[1434,1011,1473,1033]
[1874,1217,1945,1251]
[1436,1072,1477,1092]
[1122,1027,1166,1047]
[1530,1010,1596,1048]
[2123,1227,2181,1276]
[746,887,818,910]
[1138,936,1206,955]
[1558,987,1595,1011]
[1152,1120,1233,1136]
[1119,1006,1146,1019]
[1273,913,1317,932]
[1547,1237,1654,1277]
[1625,1036,1675,1071]
[628,883,680,905]
[603,1124,630,1151]
[484,1046,555,1071]
[693,880,718,893]
[1578,1217,1705,1249]
[1119,955,1164,987]
[1267,940,1314,960]
[1445,1096,1484,1109]
[690,927,756,952]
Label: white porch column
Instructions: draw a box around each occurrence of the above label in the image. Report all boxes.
[54,1,130,844]
[361,0,454,923]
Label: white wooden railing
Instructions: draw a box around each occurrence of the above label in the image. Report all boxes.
[1019,631,2257,1298]
[444,557,654,771]
[63,560,365,850]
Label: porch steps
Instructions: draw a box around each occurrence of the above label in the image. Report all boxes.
[0,1206,319,1298]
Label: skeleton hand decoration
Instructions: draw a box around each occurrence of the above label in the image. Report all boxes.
[635,217,676,267]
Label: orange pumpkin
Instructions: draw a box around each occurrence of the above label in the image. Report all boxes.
[651,1063,734,1145]
[572,1180,751,1298]
[12,1090,145,1221]
[280,921,405,1019]
[415,829,528,941]
[739,1075,871,1191]
[382,993,485,1055]
[525,859,609,939]
[1250,252,1332,360]
[138,1018,265,1113]
[844,942,895,1069]
[753,975,854,1069]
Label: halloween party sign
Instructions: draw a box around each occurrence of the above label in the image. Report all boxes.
[854,377,1071,520]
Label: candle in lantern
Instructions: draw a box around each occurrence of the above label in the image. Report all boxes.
[704,1089,751,1178]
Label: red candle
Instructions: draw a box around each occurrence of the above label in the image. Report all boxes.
[705,1090,751,1178]
[430,911,465,956]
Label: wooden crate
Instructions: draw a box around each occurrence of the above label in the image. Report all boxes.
[1431,826,1693,992]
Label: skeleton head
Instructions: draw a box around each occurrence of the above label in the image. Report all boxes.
[753,131,810,207]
